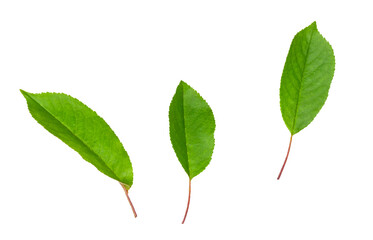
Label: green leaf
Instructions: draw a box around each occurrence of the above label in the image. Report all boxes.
[169,80,215,224]
[169,81,216,179]
[20,90,133,189]
[277,22,335,180]
[280,21,335,135]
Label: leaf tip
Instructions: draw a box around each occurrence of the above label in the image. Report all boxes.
[309,21,317,30]
[19,89,30,98]
[179,80,193,90]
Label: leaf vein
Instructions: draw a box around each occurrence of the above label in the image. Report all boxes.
[26,92,120,180]
[291,26,316,133]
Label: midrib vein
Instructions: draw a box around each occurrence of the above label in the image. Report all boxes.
[27,93,120,180]
[181,86,191,176]
[291,28,315,134]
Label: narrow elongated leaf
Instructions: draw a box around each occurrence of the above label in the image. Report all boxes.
[277,22,335,179]
[21,90,137,216]
[169,80,215,223]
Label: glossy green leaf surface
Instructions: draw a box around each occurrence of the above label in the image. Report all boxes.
[280,22,335,135]
[169,81,215,179]
[21,90,133,189]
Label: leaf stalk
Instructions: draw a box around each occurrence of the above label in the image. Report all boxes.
[277,135,293,180]
[120,182,137,218]
[181,178,192,224]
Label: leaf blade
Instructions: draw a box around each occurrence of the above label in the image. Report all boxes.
[280,22,335,135]
[21,90,133,189]
[169,81,215,179]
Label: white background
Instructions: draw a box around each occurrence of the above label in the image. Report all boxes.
[1,0,373,239]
